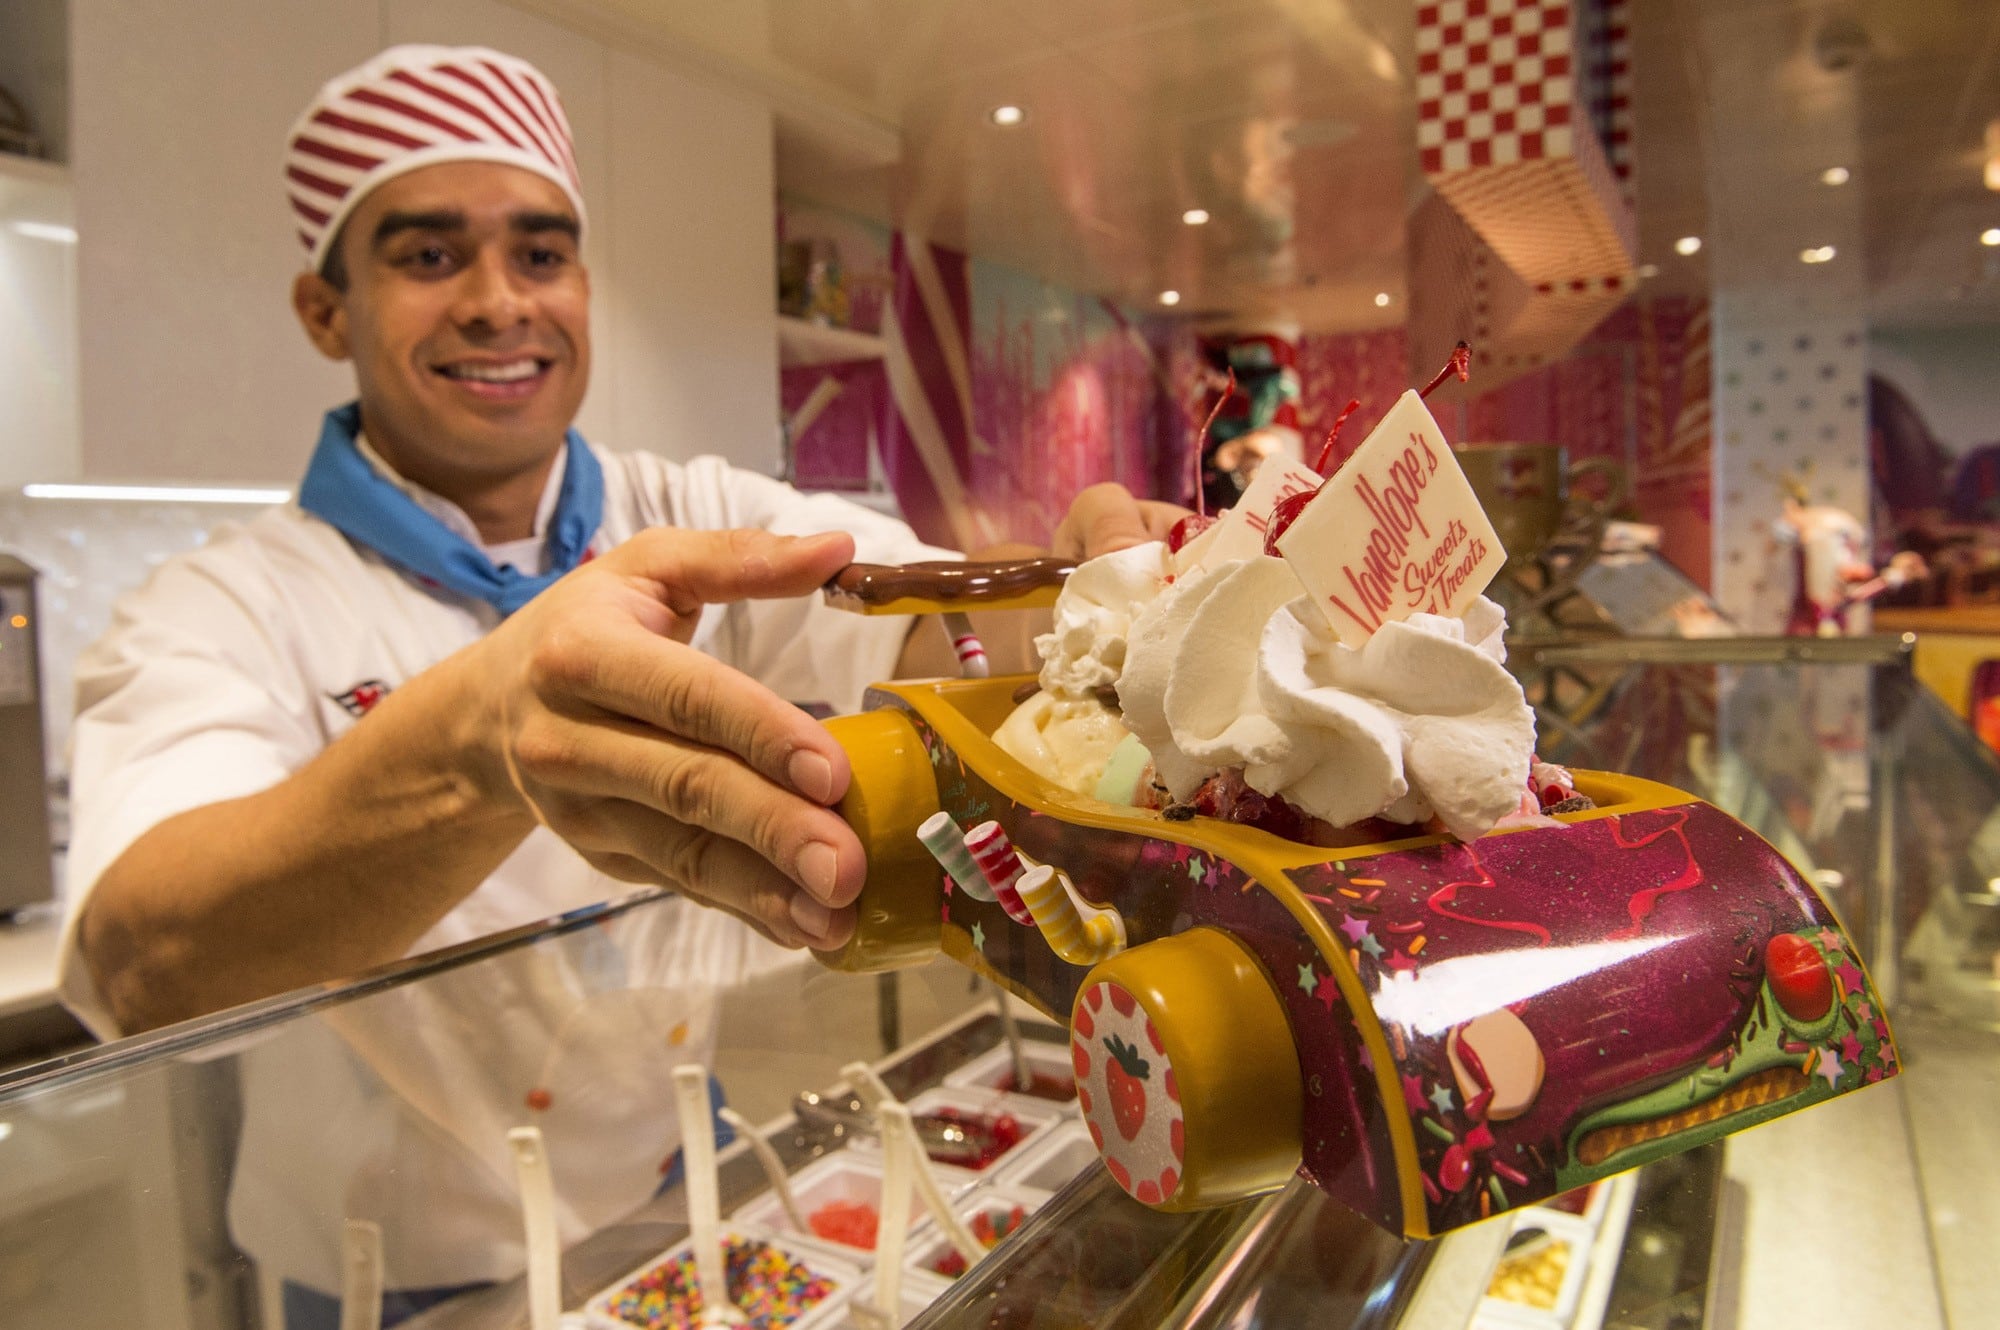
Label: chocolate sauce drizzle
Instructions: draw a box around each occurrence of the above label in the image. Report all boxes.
[825,556,1077,609]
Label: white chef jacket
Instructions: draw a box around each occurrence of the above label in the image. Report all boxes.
[55,441,953,1293]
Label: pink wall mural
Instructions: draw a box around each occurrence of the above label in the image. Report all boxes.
[777,199,1710,584]
[1285,296,1713,589]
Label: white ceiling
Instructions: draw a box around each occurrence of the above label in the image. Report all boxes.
[515,0,2000,333]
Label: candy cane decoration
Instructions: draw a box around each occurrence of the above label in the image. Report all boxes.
[1015,865,1124,966]
[965,821,1035,925]
[941,611,988,678]
[917,811,996,902]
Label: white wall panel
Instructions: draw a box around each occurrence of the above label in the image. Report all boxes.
[71,0,380,483]
[0,226,79,488]
[603,50,778,472]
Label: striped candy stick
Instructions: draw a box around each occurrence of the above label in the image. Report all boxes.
[964,821,1036,926]
[1015,866,1124,966]
[917,811,995,901]
[941,611,988,678]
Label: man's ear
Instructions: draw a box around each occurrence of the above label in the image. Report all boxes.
[292,271,351,361]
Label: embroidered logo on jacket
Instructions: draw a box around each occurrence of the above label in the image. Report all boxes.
[331,679,393,717]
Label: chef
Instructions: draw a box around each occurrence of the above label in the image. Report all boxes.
[53,45,1179,1327]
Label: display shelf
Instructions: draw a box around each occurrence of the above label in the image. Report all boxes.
[777,313,885,367]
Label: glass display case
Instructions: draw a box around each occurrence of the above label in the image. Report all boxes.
[3,636,1997,1330]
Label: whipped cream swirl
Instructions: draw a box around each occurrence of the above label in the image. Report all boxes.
[1115,551,1534,841]
[1032,541,1172,698]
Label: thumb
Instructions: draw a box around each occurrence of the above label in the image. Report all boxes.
[610,527,857,614]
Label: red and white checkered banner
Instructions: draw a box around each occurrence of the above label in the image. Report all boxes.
[1412,0,1634,383]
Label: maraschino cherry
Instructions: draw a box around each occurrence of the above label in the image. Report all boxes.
[1262,341,1472,556]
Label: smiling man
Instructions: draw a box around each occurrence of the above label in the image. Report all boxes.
[54,45,1177,1327]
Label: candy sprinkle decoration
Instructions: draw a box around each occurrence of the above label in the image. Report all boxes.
[965,821,1036,926]
[603,1236,835,1330]
[1016,864,1124,966]
[918,811,997,902]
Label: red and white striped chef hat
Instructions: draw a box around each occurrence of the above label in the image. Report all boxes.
[283,45,585,274]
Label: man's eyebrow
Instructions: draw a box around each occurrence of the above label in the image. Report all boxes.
[512,211,581,240]
[371,210,466,248]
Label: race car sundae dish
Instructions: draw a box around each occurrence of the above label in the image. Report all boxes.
[812,340,1900,1242]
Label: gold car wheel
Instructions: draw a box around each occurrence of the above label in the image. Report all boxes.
[1071,927,1303,1212]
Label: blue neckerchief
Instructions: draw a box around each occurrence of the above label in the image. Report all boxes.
[298,403,604,616]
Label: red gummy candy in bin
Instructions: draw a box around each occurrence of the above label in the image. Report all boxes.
[808,1198,879,1248]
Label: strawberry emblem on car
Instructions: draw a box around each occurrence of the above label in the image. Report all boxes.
[1072,980,1184,1204]
[1101,1033,1151,1141]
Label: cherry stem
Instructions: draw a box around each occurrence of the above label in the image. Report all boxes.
[1192,367,1236,522]
[1419,340,1473,400]
[1312,397,1363,477]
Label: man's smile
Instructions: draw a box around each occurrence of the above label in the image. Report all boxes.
[431,356,556,398]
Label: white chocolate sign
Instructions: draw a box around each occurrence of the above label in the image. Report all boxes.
[1274,390,1507,648]
[1174,455,1325,575]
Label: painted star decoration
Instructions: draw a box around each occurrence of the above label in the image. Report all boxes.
[1314,971,1340,1011]
[1297,962,1318,995]
[1339,916,1370,944]
[1359,933,1386,960]
[970,921,986,952]
[1401,1073,1429,1113]
[1186,856,1205,883]
[1813,1046,1843,1090]
[1428,1083,1456,1115]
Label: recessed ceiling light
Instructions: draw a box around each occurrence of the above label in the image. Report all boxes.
[1820,166,1851,186]
[10,220,76,244]
[988,105,1026,127]
[1373,292,1392,307]
[1800,245,1837,264]
[1982,227,2000,247]
[1674,236,1702,256]
[1636,262,1661,279]
[1158,290,1182,306]
[1181,208,1210,226]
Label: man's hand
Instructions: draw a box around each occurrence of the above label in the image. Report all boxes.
[82,526,868,1034]
[1048,482,1188,560]
[472,527,865,951]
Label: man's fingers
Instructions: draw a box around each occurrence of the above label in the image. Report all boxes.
[606,527,856,616]
[564,804,855,950]
[510,716,864,907]
[529,632,851,810]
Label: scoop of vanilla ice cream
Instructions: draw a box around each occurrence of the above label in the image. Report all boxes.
[991,690,1133,798]
[1119,555,1533,841]
[1034,541,1172,697]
